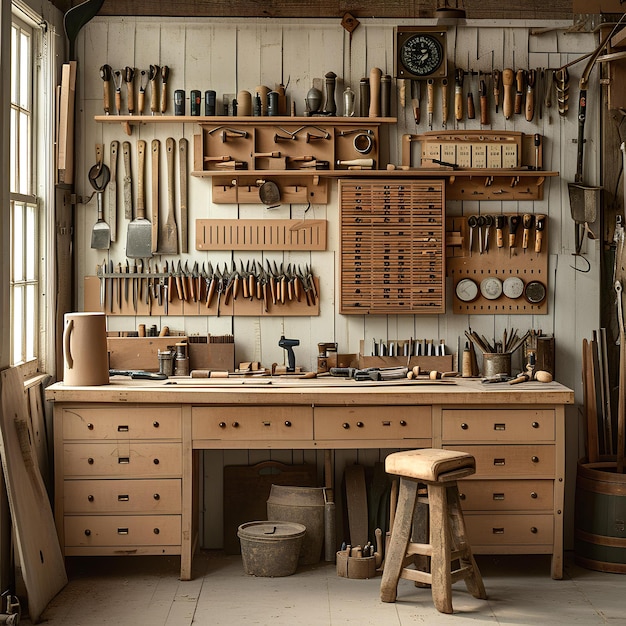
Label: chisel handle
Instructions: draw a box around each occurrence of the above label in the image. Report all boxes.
[369,67,382,117]
[427,78,434,117]
[150,79,159,113]
[514,69,525,115]
[467,92,475,119]
[441,78,448,127]
[103,81,111,114]
[115,89,122,116]
[138,90,145,115]
[454,80,463,121]
[479,80,489,125]
[502,68,515,119]
[399,78,407,109]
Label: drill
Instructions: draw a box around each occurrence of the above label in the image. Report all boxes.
[278,336,300,372]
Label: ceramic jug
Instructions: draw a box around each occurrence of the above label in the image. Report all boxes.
[63,312,109,385]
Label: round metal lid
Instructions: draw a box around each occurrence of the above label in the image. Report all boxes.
[237,521,306,540]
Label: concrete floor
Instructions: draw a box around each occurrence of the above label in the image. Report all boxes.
[19,551,626,625]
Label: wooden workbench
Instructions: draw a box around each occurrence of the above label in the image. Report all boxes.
[45,377,574,581]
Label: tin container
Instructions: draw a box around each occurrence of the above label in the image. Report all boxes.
[482,352,511,377]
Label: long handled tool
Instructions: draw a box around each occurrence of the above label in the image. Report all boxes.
[88,161,111,249]
[63,0,104,61]
[616,280,626,473]
[179,138,189,253]
[126,140,152,259]
[159,137,179,254]
[151,139,160,253]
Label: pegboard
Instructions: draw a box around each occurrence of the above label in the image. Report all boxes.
[446,213,549,315]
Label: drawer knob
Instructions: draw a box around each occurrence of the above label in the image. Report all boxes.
[284,421,292,427]
[531,527,538,534]
[530,491,538,499]
[88,495,94,502]
[461,423,468,430]
[87,423,94,430]
[531,456,539,463]
[342,423,350,429]
[154,493,160,500]
[88,457,94,465]
[153,458,160,465]
[400,420,407,426]
[153,421,160,428]
[219,422,226,428]
[356,422,364,428]
[459,493,466,500]
[84,529,91,536]
[532,421,539,428]
[153,528,160,535]
[232,421,239,428]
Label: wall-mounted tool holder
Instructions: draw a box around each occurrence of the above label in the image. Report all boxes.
[340,179,446,314]
[401,130,557,201]
[84,261,320,317]
[196,219,327,251]
[446,213,549,314]
[191,118,394,175]
[210,175,329,204]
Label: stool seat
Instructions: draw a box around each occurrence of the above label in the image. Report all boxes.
[381,448,487,614]
[385,448,475,483]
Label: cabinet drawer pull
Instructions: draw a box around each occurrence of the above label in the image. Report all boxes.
[232,422,239,428]
[459,493,466,500]
[532,421,539,428]
[88,458,94,465]
[400,420,407,426]
[284,421,292,427]
[153,458,160,465]
[117,425,129,432]
[154,493,160,500]
[494,423,506,431]
[117,528,129,535]
[84,529,91,536]
[493,493,505,501]
[263,421,271,427]
[493,458,505,466]
[531,456,539,463]
[153,421,160,428]
[118,457,130,464]
[342,423,350,429]
[118,495,129,502]
[531,527,538,534]
[87,423,94,430]
[219,422,226,428]
[492,528,505,534]
[530,491,538,499]
[461,423,468,430]
[356,422,364,428]
[88,495,94,502]
[382,421,391,426]
[153,528,160,535]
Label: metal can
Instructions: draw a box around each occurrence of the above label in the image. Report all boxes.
[204,90,216,116]
[190,90,201,116]
[174,89,185,116]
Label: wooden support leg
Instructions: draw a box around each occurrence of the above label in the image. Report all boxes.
[429,483,453,614]
[380,478,418,603]
[447,485,487,600]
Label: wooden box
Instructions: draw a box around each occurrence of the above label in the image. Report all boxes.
[107,336,186,371]
[188,336,235,371]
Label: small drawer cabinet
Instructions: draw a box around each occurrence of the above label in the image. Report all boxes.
[55,405,183,557]
[440,406,564,578]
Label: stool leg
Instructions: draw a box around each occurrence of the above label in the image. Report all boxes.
[448,485,487,600]
[380,478,418,603]
[429,483,453,614]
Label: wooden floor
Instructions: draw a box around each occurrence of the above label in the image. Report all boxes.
[20,551,626,625]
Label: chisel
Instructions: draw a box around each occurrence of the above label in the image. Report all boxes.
[479,76,489,126]
[495,214,505,248]
[124,66,135,115]
[502,68,515,119]
[492,69,501,113]
[149,64,160,115]
[467,70,475,120]
[412,80,421,125]
[534,214,546,253]
[427,78,434,130]
[441,78,448,128]
[508,214,521,248]
[526,69,536,122]
[522,213,534,251]
[514,69,525,115]
[454,68,464,126]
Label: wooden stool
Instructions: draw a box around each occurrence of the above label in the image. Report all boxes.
[380,449,487,614]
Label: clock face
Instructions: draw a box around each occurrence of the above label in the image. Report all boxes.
[455,278,479,302]
[396,29,447,79]
[480,277,503,300]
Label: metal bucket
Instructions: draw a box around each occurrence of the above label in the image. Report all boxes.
[238,521,306,577]
[267,485,326,565]
[482,352,511,377]
[569,183,601,242]
[575,457,626,574]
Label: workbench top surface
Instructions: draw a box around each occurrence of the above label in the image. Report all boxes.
[45,377,574,406]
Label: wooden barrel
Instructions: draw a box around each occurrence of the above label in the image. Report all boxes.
[575,457,626,573]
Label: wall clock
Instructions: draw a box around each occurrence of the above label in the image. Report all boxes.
[396,27,447,79]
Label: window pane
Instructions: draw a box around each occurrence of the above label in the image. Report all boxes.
[25,205,36,280]
[12,202,24,282]
[12,286,23,365]
[10,108,17,192]
[25,284,36,361]
[11,26,17,103]
[20,31,30,109]
[19,110,29,194]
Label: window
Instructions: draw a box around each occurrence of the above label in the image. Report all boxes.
[9,12,40,369]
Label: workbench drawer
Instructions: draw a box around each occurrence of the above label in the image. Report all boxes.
[192,406,313,441]
[64,515,181,547]
[63,443,182,477]
[444,445,555,477]
[442,409,555,442]
[464,514,554,547]
[314,405,431,440]
[64,479,181,514]
[458,479,554,512]
[62,406,182,440]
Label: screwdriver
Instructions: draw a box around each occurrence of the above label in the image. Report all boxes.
[495,214,506,248]
[441,78,449,128]
[427,78,435,130]
[492,69,501,113]
[534,214,546,252]
[454,68,464,127]
[479,76,489,126]
[526,69,536,122]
